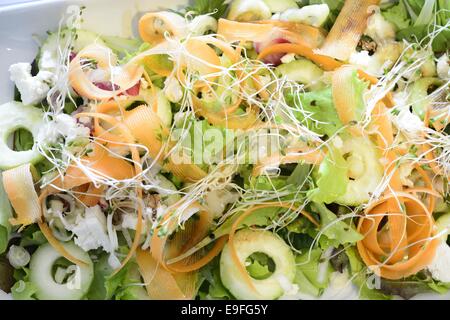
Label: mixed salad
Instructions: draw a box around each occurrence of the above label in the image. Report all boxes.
[0,0,449,300]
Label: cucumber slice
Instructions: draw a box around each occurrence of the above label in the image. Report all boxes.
[277,4,330,27]
[227,0,272,22]
[436,213,450,241]
[276,58,324,89]
[263,0,298,12]
[188,15,218,36]
[156,174,180,206]
[38,29,106,74]
[0,102,44,170]
[410,77,443,120]
[220,229,296,300]
[100,35,142,56]
[335,136,384,206]
[140,87,172,127]
[29,242,94,300]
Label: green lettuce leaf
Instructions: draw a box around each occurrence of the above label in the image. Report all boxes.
[308,148,348,204]
[86,254,115,300]
[19,225,46,247]
[114,264,149,300]
[313,203,363,247]
[345,247,391,300]
[185,0,229,20]
[87,253,150,300]
[198,257,233,300]
[294,249,332,296]
[382,1,411,31]
[395,0,450,52]
[11,268,37,300]
[11,280,37,300]
[287,87,343,137]
[0,172,12,254]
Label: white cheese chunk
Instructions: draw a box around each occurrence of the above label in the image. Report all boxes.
[428,241,450,283]
[38,113,90,145]
[364,11,396,44]
[71,205,113,253]
[437,54,449,80]
[9,62,55,105]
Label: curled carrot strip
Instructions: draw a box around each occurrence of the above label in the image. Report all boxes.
[167,236,228,273]
[74,112,144,275]
[317,0,380,61]
[357,192,439,280]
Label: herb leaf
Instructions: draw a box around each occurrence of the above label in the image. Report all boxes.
[186,0,229,19]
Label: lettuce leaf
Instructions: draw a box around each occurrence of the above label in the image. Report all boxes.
[11,280,37,300]
[0,172,12,254]
[308,148,348,204]
[312,203,363,247]
[87,253,150,300]
[286,87,343,137]
[394,0,450,52]
[11,268,37,300]
[294,248,332,296]
[345,247,391,300]
[198,257,233,300]
[382,1,411,31]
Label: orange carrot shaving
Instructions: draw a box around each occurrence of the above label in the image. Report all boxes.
[317,0,380,61]
[168,236,228,273]
[136,248,195,300]
[2,164,41,227]
[69,44,143,100]
[74,112,144,274]
[357,192,439,280]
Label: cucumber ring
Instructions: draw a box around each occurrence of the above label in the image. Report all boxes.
[220,229,296,300]
[227,0,272,22]
[29,242,94,300]
[0,102,44,170]
[335,136,383,206]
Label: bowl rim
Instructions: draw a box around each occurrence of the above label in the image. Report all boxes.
[0,0,67,13]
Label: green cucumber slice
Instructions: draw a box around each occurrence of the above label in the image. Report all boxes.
[436,213,450,241]
[227,0,272,22]
[276,58,324,89]
[100,35,142,56]
[263,0,298,12]
[220,229,296,300]
[39,29,106,74]
[0,102,44,170]
[29,242,94,300]
[140,87,172,127]
[410,77,444,120]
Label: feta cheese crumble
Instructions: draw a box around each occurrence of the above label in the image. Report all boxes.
[391,107,425,139]
[37,113,90,145]
[70,205,113,253]
[428,241,450,283]
[437,54,449,80]
[9,62,55,105]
